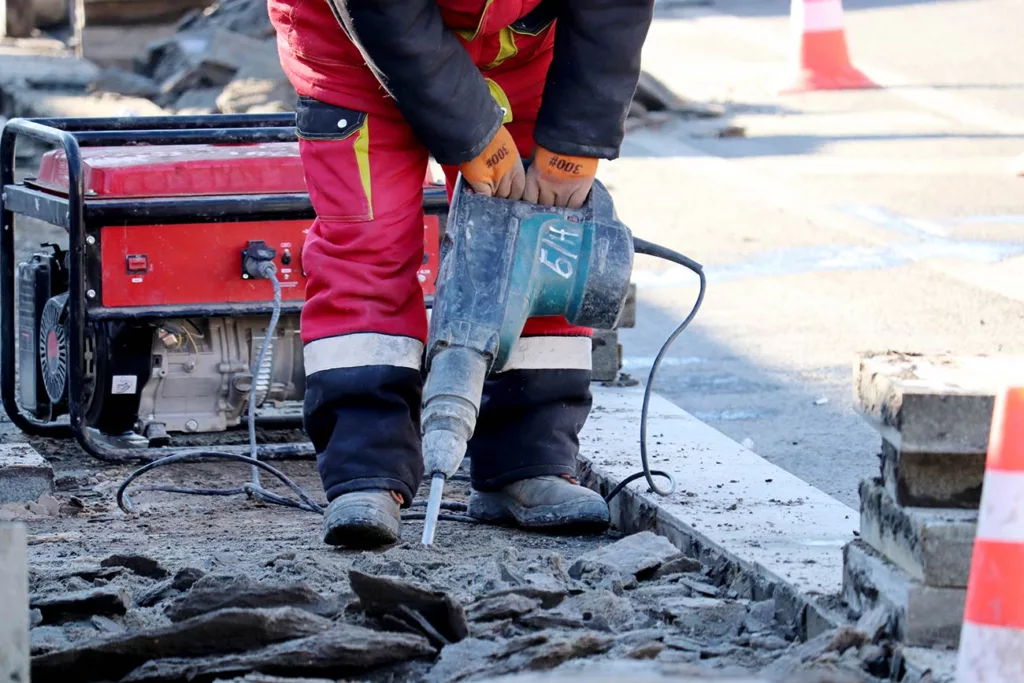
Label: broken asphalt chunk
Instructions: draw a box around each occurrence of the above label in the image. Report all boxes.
[119,625,435,682]
[30,585,130,623]
[215,676,334,683]
[677,576,720,597]
[478,586,567,610]
[137,567,206,608]
[100,553,170,579]
[165,574,332,622]
[31,607,332,683]
[652,555,702,578]
[30,626,72,655]
[518,632,614,672]
[518,613,587,631]
[660,597,749,639]
[427,638,501,683]
[349,569,469,644]
[568,532,682,581]
[854,605,891,643]
[468,594,542,622]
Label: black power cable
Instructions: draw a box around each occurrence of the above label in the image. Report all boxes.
[117,240,706,523]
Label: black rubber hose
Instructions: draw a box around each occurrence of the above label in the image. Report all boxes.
[617,237,706,498]
[116,238,707,522]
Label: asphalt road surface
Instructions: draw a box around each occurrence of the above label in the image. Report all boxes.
[611,0,1024,507]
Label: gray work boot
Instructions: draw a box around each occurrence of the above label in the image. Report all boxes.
[322,490,402,548]
[467,475,610,532]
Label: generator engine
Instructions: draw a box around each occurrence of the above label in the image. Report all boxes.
[18,241,306,440]
[2,121,446,451]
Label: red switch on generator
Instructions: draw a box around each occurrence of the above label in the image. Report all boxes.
[126,254,149,274]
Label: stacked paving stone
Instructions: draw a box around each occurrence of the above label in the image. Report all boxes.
[0,522,30,682]
[843,351,1024,648]
[591,284,637,382]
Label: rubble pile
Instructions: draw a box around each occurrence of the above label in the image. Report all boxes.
[95,0,293,116]
[11,450,901,683]
[24,546,898,682]
[3,0,722,124]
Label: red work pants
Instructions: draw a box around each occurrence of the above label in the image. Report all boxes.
[295,56,593,506]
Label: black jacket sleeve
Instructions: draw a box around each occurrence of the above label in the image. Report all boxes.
[534,0,656,160]
[325,0,505,166]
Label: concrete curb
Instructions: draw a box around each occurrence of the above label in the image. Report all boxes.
[0,522,30,682]
[578,385,858,639]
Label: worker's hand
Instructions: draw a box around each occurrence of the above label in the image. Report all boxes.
[523,146,599,209]
[459,126,526,201]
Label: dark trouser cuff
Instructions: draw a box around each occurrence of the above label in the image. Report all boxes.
[304,365,423,506]
[468,368,593,492]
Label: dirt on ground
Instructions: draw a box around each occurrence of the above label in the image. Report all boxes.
[0,420,900,683]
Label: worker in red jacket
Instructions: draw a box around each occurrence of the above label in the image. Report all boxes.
[270,0,655,548]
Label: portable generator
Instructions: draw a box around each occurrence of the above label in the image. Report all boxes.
[0,114,448,462]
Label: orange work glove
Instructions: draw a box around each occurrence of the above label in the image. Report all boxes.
[459,125,526,201]
[523,146,599,209]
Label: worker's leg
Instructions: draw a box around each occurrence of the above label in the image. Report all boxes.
[296,96,430,546]
[442,61,608,530]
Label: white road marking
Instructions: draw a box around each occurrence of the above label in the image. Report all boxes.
[837,205,947,237]
[743,156,1008,176]
[951,215,1024,225]
[624,125,1024,302]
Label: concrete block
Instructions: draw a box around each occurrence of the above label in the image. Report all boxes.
[859,478,976,588]
[2,88,167,119]
[2,0,35,39]
[0,46,100,88]
[0,443,54,505]
[842,540,965,648]
[150,29,280,98]
[618,283,637,329]
[591,330,621,382]
[579,386,856,640]
[0,523,30,683]
[880,439,984,509]
[853,351,1024,455]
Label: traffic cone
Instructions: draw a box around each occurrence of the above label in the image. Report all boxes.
[956,386,1024,682]
[783,0,878,93]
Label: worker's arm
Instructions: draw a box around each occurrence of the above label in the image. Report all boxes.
[326,0,524,198]
[525,0,655,208]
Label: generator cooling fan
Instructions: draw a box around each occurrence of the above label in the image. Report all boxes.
[38,293,70,408]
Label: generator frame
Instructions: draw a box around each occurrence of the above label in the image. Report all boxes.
[0,114,449,464]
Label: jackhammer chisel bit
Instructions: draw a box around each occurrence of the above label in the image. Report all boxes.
[419,175,635,545]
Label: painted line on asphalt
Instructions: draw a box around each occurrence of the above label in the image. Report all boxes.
[625,125,1024,302]
[950,215,1024,225]
[630,235,1024,289]
[745,156,1010,176]
[837,205,948,238]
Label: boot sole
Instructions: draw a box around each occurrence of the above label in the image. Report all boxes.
[467,491,610,534]
[322,496,400,549]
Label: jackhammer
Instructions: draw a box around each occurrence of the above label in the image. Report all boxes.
[419,176,705,545]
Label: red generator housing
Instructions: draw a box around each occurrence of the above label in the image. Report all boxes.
[0,115,448,462]
[31,141,445,308]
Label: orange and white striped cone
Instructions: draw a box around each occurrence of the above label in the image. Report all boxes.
[782,0,878,93]
[956,386,1024,682]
